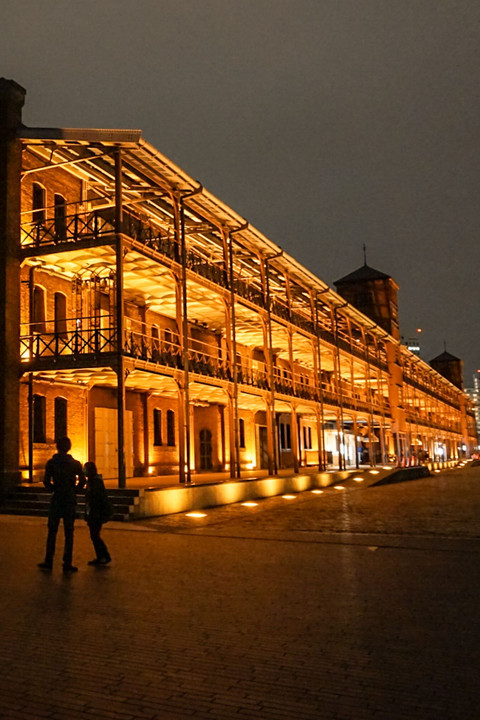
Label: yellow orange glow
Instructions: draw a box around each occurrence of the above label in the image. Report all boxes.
[185,512,206,518]
[282,494,296,499]
[369,470,380,475]
[334,485,345,490]
[241,501,258,507]
[311,489,324,494]
[353,477,364,482]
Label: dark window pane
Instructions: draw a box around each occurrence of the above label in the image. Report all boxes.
[33,394,46,443]
[54,397,67,440]
[239,418,245,448]
[167,410,175,446]
[54,292,67,336]
[54,194,66,241]
[32,286,46,333]
[32,183,45,224]
[153,408,162,446]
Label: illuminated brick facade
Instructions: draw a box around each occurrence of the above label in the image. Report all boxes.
[0,79,476,491]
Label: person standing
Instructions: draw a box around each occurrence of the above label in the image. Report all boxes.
[84,461,112,565]
[38,437,85,574]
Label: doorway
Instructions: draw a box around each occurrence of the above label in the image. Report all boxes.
[258,425,269,469]
[199,428,213,471]
[94,407,133,480]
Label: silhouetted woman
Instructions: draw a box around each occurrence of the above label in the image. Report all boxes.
[84,461,112,565]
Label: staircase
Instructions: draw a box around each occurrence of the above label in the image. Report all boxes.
[0,485,142,521]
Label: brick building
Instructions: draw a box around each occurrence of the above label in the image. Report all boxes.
[0,79,476,492]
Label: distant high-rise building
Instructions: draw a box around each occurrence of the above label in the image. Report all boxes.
[465,371,480,443]
[405,337,421,357]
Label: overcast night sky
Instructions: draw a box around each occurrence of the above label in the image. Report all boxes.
[2,0,479,379]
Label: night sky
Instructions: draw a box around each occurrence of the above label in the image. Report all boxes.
[2,0,479,380]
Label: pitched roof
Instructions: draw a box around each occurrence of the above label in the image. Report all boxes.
[334,263,391,285]
[430,350,461,363]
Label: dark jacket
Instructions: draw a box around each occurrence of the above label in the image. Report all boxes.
[44,453,85,507]
[85,475,113,524]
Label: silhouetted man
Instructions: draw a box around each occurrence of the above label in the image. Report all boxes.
[38,437,85,574]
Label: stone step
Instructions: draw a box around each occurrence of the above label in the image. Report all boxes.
[1,485,141,521]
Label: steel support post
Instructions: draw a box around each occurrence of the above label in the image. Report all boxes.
[114,148,126,489]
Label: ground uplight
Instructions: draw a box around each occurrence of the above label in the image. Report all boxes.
[241,502,258,507]
[185,512,207,518]
[282,494,296,499]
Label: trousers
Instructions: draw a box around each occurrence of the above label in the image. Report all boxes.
[88,521,110,561]
[45,502,76,567]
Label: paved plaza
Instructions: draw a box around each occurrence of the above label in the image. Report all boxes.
[1,466,480,719]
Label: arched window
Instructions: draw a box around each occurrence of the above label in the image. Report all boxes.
[153,408,162,446]
[54,397,68,441]
[54,292,67,336]
[54,194,67,241]
[32,183,46,225]
[32,286,46,333]
[33,394,46,443]
[151,325,160,359]
[166,410,175,446]
[239,418,246,448]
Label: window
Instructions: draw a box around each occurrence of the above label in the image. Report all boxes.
[167,409,175,446]
[153,408,162,446]
[279,421,291,450]
[54,292,67,336]
[32,285,46,333]
[54,194,67,241]
[303,425,313,450]
[164,328,172,348]
[54,397,67,441]
[239,418,246,448]
[33,394,46,443]
[152,325,160,359]
[32,183,46,225]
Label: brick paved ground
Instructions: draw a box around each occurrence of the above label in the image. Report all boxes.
[1,465,480,719]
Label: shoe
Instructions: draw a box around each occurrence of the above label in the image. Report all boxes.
[62,565,78,574]
[37,562,52,570]
[88,557,111,566]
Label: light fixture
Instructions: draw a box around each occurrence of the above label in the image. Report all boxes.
[185,512,206,518]
[242,501,258,507]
